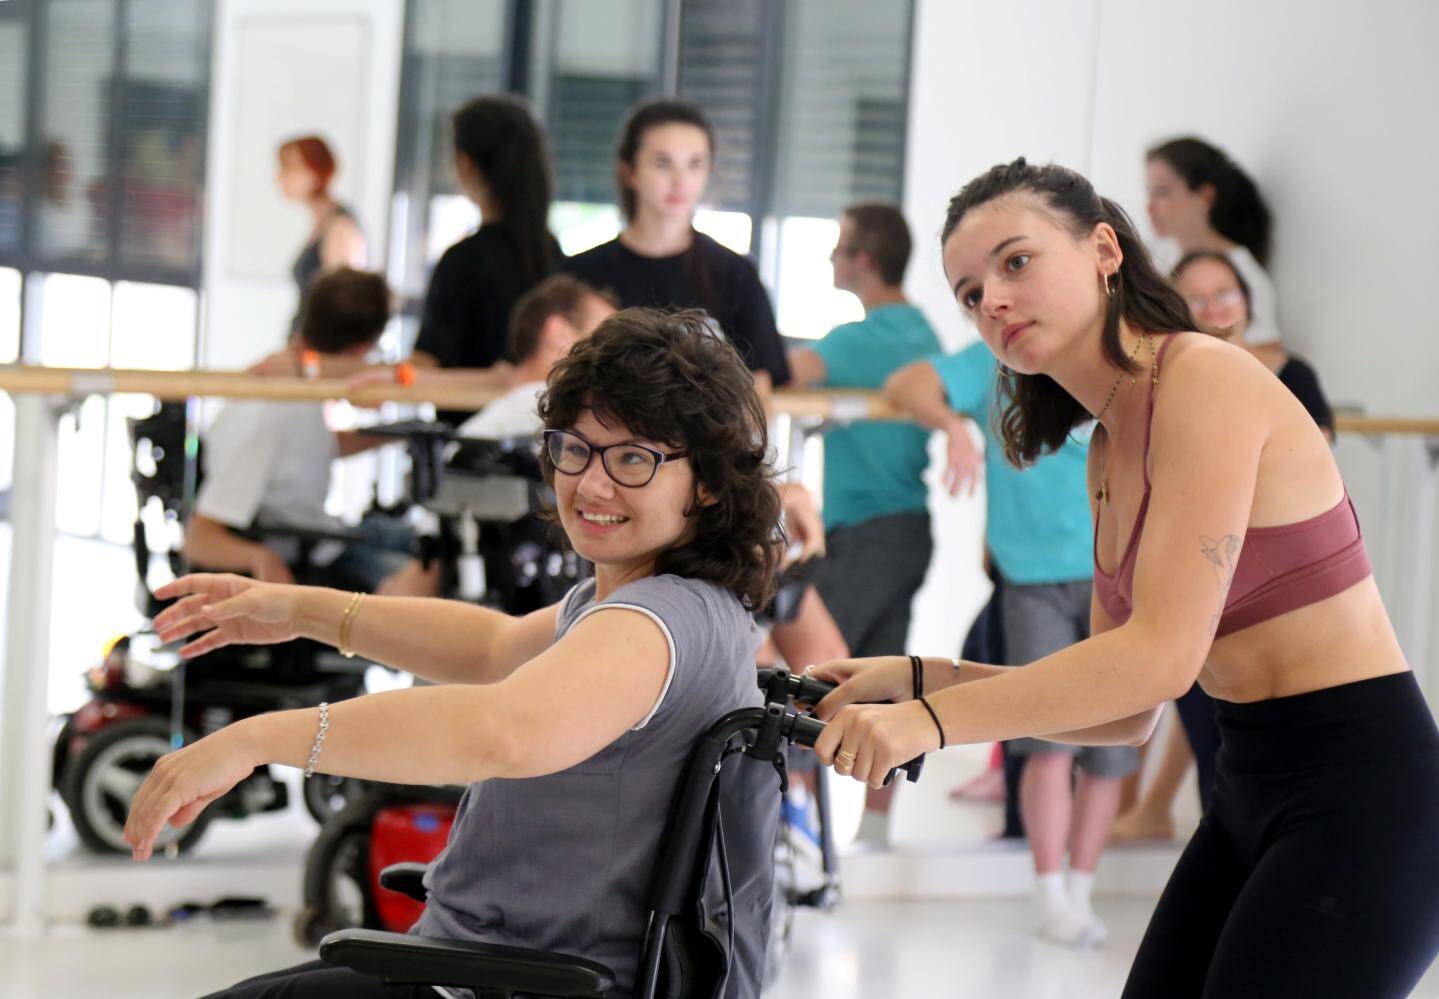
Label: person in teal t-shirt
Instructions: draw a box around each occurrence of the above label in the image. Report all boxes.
[885,341,1138,948]
[788,203,941,846]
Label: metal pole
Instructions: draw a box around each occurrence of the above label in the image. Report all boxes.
[0,392,62,937]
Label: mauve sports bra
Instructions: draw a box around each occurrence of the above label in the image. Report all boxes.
[1092,334,1372,638]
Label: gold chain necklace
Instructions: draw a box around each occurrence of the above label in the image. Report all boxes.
[1095,333,1158,504]
[1092,332,1147,424]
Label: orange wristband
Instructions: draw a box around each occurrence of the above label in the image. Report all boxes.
[298,349,321,379]
[394,362,417,387]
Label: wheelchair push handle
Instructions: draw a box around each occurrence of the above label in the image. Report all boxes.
[757,666,837,707]
[783,713,923,786]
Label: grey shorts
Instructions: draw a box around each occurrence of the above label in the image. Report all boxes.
[1001,578,1140,780]
[810,512,932,659]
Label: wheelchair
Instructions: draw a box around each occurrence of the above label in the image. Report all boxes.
[50,401,379,854]
[309,667,924,998]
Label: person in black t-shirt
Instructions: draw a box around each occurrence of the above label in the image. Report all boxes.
[561,98,790,391]
[1172,250,1334,439]
[411,96,563,423]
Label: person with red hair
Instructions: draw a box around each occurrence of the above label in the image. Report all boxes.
[277,135,367,309]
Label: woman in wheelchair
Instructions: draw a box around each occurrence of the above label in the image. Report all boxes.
[125,309,785,999]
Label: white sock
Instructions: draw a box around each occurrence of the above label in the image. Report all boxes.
[1035,872,1068,917]
[1067,869,1095,914]
[853,809,890,845]
[1066,869,1107,946]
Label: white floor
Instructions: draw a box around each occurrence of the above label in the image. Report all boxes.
[6,531,1439,996]
[6,893,1439,999]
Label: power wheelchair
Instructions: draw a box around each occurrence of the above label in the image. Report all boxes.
[51,400,393,853]
[309,666,923,998]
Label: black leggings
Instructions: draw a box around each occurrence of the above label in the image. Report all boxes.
[1173,681,1219,808]
[1124,672,1439,998]
[201,959,437,997]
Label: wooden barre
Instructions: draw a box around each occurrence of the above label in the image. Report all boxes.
[1,365,1436,434]
[0,365,901,421]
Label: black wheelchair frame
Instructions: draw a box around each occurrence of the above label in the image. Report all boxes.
[314,667,923,998]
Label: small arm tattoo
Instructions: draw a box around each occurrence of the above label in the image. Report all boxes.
[1200,534,1242,635]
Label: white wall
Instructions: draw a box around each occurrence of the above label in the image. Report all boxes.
[903,0,1439,671]
[900,0,1100,660]
[202,0,404,369]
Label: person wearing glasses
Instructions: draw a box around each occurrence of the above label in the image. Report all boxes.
[122,309,782,999]
[785,203,941,848]
[1173,250,1333,441]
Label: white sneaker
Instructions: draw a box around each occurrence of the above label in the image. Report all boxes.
[1075,909,1108,948]
[1037,901,1104,948]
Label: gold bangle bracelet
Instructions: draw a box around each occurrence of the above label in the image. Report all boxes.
[338,591,365,659]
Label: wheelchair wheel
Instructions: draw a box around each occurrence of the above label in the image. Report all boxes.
[296,794,384,947]
[300,773,369,825]
[62,718,210,855]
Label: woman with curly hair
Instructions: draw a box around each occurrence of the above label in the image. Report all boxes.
[122,309,785,998]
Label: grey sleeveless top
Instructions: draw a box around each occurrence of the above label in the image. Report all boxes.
[414,574,773,998]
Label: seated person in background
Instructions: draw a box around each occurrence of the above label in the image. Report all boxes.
[1173,250,1334,441]
[455,275,616,439]
[127,310,782,998]
[189,269,434,596]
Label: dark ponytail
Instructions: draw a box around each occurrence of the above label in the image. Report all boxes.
[452,95,556,286]
[941,158,1197,467]
[1147,137,1272,266]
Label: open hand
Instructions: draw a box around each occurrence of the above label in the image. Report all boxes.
[943,428,983,497]
[122,726,258,861]
[152,574,305,658]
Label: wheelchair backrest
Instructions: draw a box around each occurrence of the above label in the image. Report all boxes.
[643,723,781,999]
[129,399,202,517]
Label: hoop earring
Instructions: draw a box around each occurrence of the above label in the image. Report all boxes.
[1105,272,1120,297]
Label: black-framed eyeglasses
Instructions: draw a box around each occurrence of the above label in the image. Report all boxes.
[543,429,687,488]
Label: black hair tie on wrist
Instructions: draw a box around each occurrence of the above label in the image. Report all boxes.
[909,654,924,701]
[919,696,947,750]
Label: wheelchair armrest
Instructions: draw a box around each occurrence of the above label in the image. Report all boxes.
[319,928,615,996]
[377,862,429,903]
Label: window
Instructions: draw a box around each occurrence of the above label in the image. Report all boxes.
[0,1,212,539]
[531,0,665,255]
[35,0,115,265]
[0,14,27,255]
[391,0,508,311]
[117,0,210,274]
[392,0,915,338]
[7,0,210,283]
[0,267,19,363]
[0,268,18,495]
[769,0,913,339]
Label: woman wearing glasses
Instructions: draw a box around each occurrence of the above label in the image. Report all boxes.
[1173,250,1333,440]
[122,309,783,999]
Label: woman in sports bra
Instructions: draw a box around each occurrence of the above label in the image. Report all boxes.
[809,158,1439,997]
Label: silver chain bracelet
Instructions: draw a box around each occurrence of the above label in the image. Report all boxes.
[303,702,330,779]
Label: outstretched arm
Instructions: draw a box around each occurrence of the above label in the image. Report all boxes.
[124,605,669,859]
[813,345,1269,783]
[154,575,561,685]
